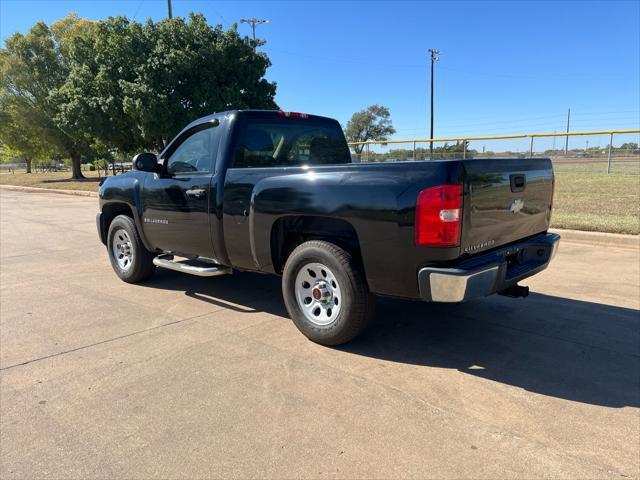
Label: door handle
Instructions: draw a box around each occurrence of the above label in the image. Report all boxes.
[185,188,206,199]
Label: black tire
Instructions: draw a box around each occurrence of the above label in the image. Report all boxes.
[282,240,375,346]
[106,214,156,283]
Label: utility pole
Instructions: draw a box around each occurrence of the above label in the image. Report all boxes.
[564,108,570,155]
[428,49,440,160]
[240,18,269,50]
[167,0,172,19]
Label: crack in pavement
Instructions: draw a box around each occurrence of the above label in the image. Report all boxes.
[0,307,228,371]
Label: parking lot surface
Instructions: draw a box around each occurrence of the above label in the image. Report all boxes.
[1,189,639,479]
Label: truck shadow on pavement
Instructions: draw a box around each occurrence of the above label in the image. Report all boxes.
[146,270,640,409]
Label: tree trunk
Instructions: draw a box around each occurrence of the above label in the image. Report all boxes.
[70,152,84,179]
[25,158,32,174]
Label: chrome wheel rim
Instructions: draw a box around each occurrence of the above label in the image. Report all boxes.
[295,262,342,325]
[112,229,133,271]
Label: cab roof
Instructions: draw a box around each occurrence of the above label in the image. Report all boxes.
[183,109,338,131]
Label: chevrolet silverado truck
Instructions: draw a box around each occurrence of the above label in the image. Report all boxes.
[97,110,560,345]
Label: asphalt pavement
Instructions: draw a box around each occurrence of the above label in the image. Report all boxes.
[1,189,638,479]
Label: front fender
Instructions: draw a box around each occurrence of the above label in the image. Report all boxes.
[98,172,152,250]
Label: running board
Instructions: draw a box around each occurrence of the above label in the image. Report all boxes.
[153,255,232,277]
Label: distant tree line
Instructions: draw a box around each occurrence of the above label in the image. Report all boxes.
[358,141,478,162]
[0,13,277,178]
[544,142,639,155]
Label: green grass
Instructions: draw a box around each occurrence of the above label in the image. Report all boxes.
[0,171,101,192]
[553,159,640,175]
[2,165,639,235]
[551,169,639,234]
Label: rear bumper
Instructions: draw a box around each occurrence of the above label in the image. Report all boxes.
[418,232,560,302]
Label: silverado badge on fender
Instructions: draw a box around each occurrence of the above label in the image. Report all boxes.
[144,217,169,225]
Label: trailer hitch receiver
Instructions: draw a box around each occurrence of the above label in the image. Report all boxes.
[498,284,530,298]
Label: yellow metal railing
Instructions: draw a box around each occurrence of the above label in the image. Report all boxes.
[348,128,640,173]
[348,129,640,145]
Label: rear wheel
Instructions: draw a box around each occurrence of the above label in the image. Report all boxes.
[282,240,375,346]
[107,215,156,283]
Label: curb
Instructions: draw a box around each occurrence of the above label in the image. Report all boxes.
[0,184,98,198]
[550,228,639,248]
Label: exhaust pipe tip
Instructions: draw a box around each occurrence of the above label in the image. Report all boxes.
[498,284,529,298]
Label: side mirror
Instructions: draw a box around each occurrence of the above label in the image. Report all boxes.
[133,152,159,172]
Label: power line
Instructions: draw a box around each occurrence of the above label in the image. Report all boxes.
[131,0,145,21]
[265,49,630,81]
[393,112,639,133]
[267,48,422,68]
[569,110,640,117]
[392,118,640,136]
[395,114,565,131]
[438,65,627,82]
[208,5,228,26]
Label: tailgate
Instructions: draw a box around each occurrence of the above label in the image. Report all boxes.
[460,158,553,254]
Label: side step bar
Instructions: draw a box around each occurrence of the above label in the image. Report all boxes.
[153,255,232,277]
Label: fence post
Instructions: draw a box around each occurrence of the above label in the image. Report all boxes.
[607,132,613,174]
[413,141,416,161]
[463,141,467,159]
[366,143,370,162]
[529,136,534,157]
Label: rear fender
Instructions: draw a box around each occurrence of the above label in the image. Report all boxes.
[248,172,393,278]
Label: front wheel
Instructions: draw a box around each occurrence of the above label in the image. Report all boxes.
[282,240,375,346]
[107,215,156,283]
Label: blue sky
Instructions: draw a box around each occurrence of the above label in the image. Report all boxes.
[1,0,639,151]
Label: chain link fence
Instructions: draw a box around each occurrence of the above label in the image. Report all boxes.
[349,130,640,174]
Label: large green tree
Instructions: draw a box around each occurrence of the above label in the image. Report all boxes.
[58,13,278,153]
[344,105,396,154]
[1,12,278,178]
[0,15,95,178]
[0,99,54,172]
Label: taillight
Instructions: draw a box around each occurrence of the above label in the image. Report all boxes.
[415,184,463,247]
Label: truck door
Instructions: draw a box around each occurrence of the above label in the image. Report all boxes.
[141,122,221,259]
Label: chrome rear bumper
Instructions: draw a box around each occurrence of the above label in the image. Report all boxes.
[418,233,560,302]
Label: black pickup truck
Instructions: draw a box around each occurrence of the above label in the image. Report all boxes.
[97,110,559,345]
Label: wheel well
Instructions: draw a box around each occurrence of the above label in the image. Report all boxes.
[271,216,363,274]
[101,203,135,242]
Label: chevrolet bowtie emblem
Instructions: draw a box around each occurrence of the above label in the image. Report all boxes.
[509,199,525,214]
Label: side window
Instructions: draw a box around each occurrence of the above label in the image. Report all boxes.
[288,132,346,165]
[167,127,217,175]
[234,125,278,168]
[233,120,351,169]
